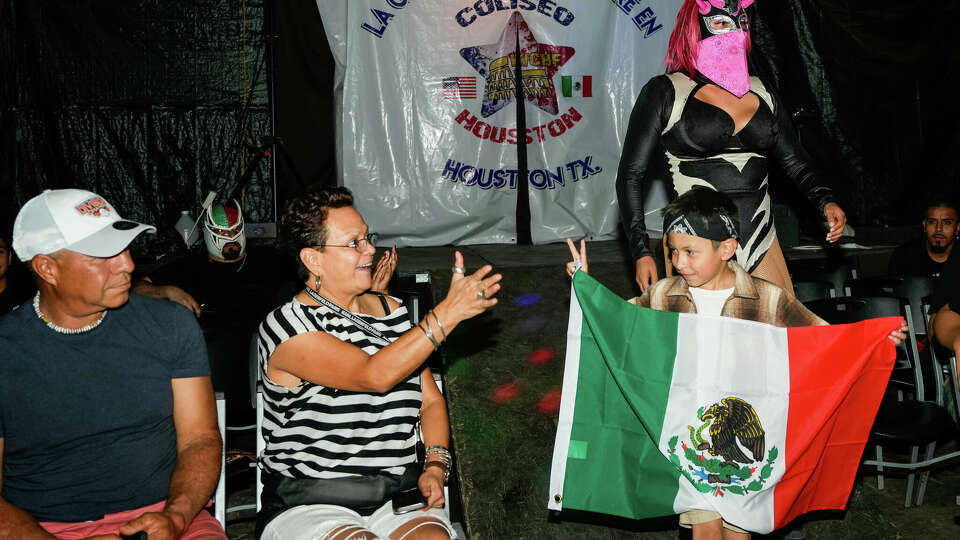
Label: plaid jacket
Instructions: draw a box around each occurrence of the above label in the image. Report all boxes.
[629,261,827,328]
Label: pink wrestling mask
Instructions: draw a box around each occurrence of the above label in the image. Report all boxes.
[694,0,753,98]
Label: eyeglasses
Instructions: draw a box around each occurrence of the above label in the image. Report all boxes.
[313,232,378,252]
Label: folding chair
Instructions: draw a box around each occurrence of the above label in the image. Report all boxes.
[792,261,857,298]
[220,333,261,521]
[792,279,836,302]
[857,298,960,506]
[919,308,960,506]
[802,297,867,325]
[844,276,902,298]
[842,276,935,334]
[214,392,227,528]
[891,275,935,334]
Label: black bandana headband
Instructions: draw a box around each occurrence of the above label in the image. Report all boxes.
[663,209,740,242]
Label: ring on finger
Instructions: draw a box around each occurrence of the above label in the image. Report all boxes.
[477,289,485,299]
[452,266,465,274]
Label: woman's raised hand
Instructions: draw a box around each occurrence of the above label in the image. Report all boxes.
[565,237,588,276]
[370,245,398,293]
[435,251,501,326]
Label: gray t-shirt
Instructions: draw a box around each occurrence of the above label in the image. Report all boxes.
[0,293,209,522]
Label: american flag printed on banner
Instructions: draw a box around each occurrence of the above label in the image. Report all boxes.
[442,76,477,99]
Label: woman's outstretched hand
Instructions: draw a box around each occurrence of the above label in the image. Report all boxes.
[435,251,500,327]
[634,256,659,291]
[824,202,847,243]
[565,237,588,276]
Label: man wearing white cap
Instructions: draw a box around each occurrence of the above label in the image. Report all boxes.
[0,189,225,539]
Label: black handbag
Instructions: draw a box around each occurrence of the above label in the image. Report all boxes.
[255,464,420,538]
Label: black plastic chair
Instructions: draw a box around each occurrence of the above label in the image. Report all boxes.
[858,296,959,507]
[793,279,836,303]
[891,275,935,334]
[912,335,960,507]
[792,262,857,298]
[802,297,867,325]
[857,296,915,370]
[844,276,903,298]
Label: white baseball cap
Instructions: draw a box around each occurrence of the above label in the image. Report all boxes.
[12,189,156,261]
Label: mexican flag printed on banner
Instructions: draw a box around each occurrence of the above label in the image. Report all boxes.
[560,75,592,98]
[548,271,898,534]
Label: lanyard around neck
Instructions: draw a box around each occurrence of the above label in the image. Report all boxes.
[303,287,390,345]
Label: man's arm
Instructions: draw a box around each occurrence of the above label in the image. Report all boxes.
[132,278,201,317]
[118,377,222,540]
[0,439,58,540]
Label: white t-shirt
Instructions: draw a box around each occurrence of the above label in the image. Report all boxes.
[688,286,735,316]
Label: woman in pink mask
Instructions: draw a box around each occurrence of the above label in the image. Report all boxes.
[616,0,847,294]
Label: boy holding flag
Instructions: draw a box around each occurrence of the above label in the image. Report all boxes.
[559,188,907,538]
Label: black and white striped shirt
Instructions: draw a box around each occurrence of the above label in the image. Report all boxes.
[257,296,421,479]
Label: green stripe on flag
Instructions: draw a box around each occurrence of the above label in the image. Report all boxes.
[559,271,683,519]
[561,75,572,97]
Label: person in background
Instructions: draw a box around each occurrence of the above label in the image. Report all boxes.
[616,0,845,294]
[0,232,35,315]
[930,253,960,362]
[888,195,958,279]
[0,188,224,539]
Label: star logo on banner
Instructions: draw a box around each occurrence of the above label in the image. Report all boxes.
[459,11,575,118]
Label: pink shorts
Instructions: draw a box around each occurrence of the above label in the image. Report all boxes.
[39,500,226,540]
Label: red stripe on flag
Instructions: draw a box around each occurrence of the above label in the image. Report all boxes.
[442,77,476,99]
[459,77,477,98]
[774,318,899,528]
[582,75,592,98]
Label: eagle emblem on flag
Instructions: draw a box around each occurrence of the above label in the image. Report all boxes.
[668,397,778,496]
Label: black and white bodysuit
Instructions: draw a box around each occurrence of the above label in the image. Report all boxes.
[616,72,837,272]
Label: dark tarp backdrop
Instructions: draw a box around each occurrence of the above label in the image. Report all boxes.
[750,1,960,227]
[272,1,337,194]
[2,1,958,248]
[0,0,273,249]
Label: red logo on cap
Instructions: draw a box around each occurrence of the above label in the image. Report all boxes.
[75,197,112,217]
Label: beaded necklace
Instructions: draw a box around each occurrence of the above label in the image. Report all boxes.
[33,292,106,335]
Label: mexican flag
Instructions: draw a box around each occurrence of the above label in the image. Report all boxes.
[548,271,898,534]
[560,75,592,98]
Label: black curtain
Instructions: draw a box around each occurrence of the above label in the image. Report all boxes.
[271,0,337,200]
[0,0,271,248]
[751,1,960,226]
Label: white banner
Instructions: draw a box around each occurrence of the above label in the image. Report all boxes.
[317,0,675,246]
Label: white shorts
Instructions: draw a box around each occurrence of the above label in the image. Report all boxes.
[260,499,456,540]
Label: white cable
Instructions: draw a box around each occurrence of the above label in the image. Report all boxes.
[187,190,218,242]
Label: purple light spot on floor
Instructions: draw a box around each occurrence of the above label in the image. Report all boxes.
[519,316,547,333]
[514,293,542,307]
